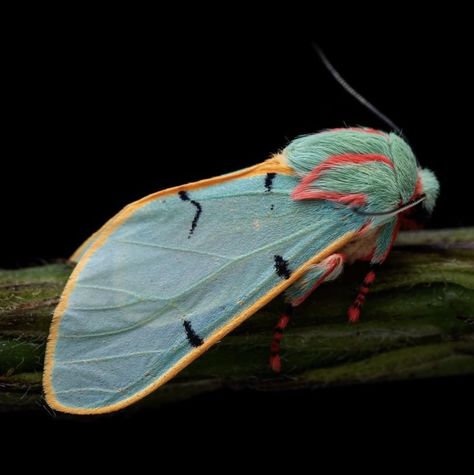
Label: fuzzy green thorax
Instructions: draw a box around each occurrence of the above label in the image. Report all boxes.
[285,128,439,219]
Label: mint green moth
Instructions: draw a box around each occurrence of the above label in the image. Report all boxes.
[43,127,439,414]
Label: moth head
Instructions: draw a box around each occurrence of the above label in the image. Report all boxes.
[418,168,440,215]
[387,133,439,226]
[399,167,440,228]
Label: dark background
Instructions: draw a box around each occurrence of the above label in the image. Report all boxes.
[3,29,473,267]
[2,21,473,437]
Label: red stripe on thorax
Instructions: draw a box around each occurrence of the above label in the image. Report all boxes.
[308,154,394,182]
[295,190,367,206]
[292,153,393,202]
[329,127,385,135]
[408,174,423,202]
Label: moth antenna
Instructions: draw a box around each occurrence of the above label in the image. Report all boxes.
[354,194,426,217]
[313,43,402,135]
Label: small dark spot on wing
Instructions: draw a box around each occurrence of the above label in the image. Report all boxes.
[265,173,276,192]
[274,255,291,279]
[183,320,204,347]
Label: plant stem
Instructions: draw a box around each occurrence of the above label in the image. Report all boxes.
[1,228,473,411]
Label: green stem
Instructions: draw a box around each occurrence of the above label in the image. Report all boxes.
[1,228,473,411]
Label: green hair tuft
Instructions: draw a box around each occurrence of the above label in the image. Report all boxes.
[419,168,440,214]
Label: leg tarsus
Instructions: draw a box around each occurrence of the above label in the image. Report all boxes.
[269,304,293,373]
[348,264,379,323]
[269,253,346,373]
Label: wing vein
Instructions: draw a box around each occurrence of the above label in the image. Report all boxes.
[59,349,167,365]
[75,284,167,302]
[114,239,233,260]
[69,300,143,311]
[62,220,333,340]
[194,190,290,200]
[60,302,175,339]
[55,387,119,395]
[166,220,328,298]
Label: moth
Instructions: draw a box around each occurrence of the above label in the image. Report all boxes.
[43,51,440,415]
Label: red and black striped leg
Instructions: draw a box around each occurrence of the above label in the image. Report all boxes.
[348,264,379,323]
[269,304,294,373]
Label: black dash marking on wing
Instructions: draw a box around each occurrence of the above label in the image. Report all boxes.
[183,320,204,347]
[179,190,202,238]
[274,255,291,279]
[265,173,276,192]
[188,199,202,238]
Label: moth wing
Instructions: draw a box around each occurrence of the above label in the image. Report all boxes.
[44,161,367,414]
[69,162,281,263]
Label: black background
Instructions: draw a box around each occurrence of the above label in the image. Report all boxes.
[3,28,473,267]
[2,18,473,436]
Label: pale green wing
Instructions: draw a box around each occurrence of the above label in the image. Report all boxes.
[45,172,367,413]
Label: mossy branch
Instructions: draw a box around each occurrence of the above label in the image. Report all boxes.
[1,228,474,411]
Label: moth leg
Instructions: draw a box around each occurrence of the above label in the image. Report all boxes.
[347,218,399,323]
[269,253,345,373]
[347,264,378,323]
[269,304,293,373]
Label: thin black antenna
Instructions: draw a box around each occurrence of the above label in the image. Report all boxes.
[354,194,426,217]
[313,43,402,134]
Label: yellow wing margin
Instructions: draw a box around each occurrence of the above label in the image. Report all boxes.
[45,154,357,414]
[70,154,293,262]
